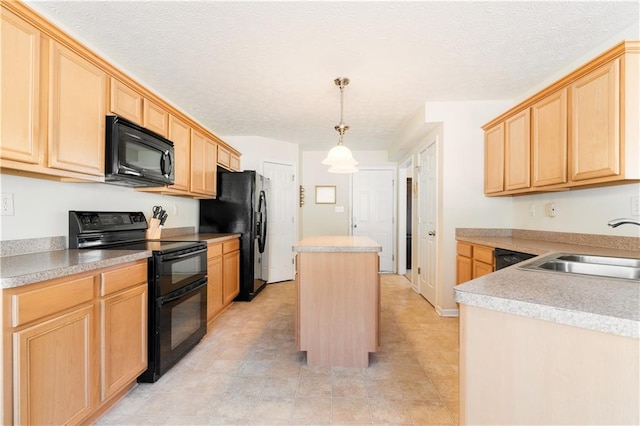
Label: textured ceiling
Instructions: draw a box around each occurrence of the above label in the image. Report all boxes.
[25,1,639,151]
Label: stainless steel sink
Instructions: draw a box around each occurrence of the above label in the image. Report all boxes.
[519,253,640,281]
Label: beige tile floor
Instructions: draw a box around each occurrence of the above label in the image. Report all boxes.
[96,274,460,425]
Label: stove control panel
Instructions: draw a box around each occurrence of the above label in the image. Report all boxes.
[69,211,148,249]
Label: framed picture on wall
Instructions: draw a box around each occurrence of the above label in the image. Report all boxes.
[315,185,336,204]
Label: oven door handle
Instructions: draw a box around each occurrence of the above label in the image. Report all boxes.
[162,247,207,262]
[159,278,207,304]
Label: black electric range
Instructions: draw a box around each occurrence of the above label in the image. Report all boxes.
[69,211,208,382]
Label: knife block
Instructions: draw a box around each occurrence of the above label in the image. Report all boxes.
[146,218,162,240]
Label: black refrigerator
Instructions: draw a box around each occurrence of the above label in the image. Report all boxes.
[199,170,269,301]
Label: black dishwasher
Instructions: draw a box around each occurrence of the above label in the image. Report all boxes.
[494,248,536,270]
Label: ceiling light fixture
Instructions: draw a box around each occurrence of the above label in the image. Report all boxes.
[322,77,358,173]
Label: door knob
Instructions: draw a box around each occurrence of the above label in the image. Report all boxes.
[428,231,436,236]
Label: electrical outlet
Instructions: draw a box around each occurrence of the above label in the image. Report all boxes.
[1,193,14,216]
[632,196,640,216]
[544,203,556,217]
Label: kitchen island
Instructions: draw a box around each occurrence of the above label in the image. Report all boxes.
[293,236,381,367]
[454,251,639,425]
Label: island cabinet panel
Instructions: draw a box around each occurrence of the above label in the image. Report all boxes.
[297,250,380,368]
[460,304,639,425]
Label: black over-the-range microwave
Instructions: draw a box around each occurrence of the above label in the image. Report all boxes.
[105,115,175,187]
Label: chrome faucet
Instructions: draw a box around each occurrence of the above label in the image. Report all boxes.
[607,218,640,228]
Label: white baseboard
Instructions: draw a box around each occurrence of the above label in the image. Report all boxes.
[436,307,459,317]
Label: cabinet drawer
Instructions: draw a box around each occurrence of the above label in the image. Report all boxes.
[208,242,223,259]
[100,261,147,296]
[223,239,240,254]
[474,245,495,265]
[457,242,473,258]
[11,275,95,327]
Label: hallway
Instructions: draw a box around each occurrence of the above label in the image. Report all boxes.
[97,275,460,425]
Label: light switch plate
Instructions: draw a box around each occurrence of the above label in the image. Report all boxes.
[631,196,639,216]
[334,206,344,213]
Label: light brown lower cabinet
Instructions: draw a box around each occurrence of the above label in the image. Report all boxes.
[456,241,495,284]
[460,304,639,425]
[206,238,240,323]
[2,259,148,425]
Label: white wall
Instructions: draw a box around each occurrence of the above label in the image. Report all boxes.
[0,174,198,242]
[425,101,513,313]
[300,150,395,239]
[223,135,299,174]
[513,184,640,237]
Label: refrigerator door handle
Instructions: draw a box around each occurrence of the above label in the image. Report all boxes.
[258,190,267,253]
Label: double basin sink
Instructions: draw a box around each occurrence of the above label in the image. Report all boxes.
[520,253,640,281]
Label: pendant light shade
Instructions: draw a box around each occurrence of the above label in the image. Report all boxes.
[321,141,359,166]
[323,77,358,173]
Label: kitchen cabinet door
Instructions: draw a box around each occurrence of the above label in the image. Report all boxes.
[456,255,473,284]
[230,154,241,171]
[143,99,168,138]
[569,58,620,182]
[207,255,224,322]
[532,88,568,187]
[217,145,231,169]
[484,123,504,194]
[190,129,217,197]
[1,8,43,164]
[109,78,143,124]
[504,109,530,191]
[222,250,240,305]
[48,41,106,177]
[168,115,191,191]
[13,305,96,425]
[100,284,147,401]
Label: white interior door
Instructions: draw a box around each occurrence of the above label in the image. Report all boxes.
[263,162,295,283]
[352,169,394,272]
[418,142,437,306]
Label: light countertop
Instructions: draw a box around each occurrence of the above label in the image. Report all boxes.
[454,229,640,338]
[1,249,152,289]
[293,236,382,253]
[0,232,240,289]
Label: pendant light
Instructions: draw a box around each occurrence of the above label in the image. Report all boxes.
[322,77,358,173]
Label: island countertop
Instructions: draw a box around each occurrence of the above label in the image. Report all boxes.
[293,236,382,253]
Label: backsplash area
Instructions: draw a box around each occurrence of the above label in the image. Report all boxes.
[0,236,66,257]
[0,174,199,241]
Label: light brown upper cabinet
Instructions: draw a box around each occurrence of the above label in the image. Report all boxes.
[143,99,168,138]
[484,123,504,194]
[48,41,106,177]
[109,78,143,124]
[532,88,568,188]
[1,1,243,191]
[1,6,105,182]
[569,59,620,182]
[167,114,191,192]
[190,129,217,198]
[504,109,530,191]
[1,7,42,165]
[482,41,639,196]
